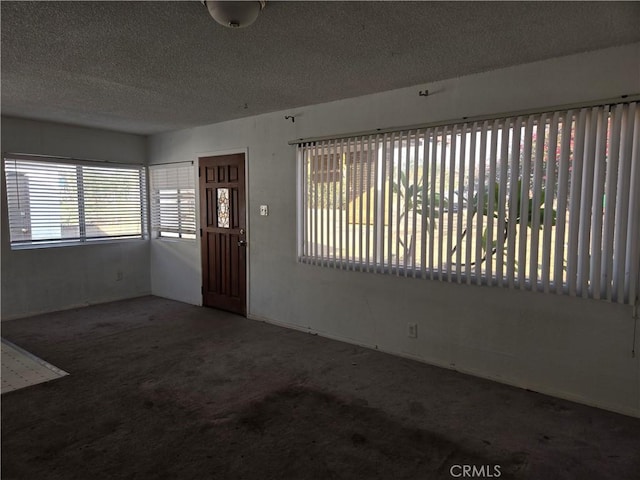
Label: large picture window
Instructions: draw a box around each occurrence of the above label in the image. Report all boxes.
[297,101,640,305]
[149,163,196,240]
[4,156,147,247]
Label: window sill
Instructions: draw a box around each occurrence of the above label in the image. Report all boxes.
[151,237,197,244]
[10,237,148,251]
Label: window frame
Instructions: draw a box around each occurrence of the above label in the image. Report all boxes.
[296,100,640,305]
[3,154,148,249]
[148,162,197,241]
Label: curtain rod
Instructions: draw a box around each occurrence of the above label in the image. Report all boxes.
[4,153,193,167]
[288,93,640,146]
[149,160,194,166]
[3,152,140,166]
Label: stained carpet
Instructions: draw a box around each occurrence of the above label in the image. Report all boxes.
[1,296,639,479]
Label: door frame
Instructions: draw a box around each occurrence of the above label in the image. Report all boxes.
[196,148,250,315]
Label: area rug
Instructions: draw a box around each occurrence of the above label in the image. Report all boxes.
[1,338,68,394]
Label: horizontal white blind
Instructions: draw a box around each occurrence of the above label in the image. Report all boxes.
[149,163,196,240]
[297,101,640,305]
[4,157,146,246]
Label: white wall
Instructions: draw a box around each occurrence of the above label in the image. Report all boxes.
[1,117,151,319]
[149,43,640,416]
[150,238,201,306]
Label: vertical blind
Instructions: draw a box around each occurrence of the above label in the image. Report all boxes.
[149,163,196,239]
[4,156,147,245]
[297,101,640,305]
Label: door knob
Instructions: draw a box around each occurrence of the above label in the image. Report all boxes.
[238,240,247,247]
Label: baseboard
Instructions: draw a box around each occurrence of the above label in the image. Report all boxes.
[247,312,640,419]
[149,291,202,307]
[1,292,152,321]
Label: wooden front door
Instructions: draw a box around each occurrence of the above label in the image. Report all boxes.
[199,154,247,315]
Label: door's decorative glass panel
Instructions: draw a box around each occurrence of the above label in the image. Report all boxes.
[217,188,230,228]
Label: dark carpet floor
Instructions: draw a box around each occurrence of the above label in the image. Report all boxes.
[2,296,639,479]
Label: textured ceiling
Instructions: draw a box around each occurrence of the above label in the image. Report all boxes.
[2,1,640,135]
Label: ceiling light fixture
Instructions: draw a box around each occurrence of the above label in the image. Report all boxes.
[204,1,266,29]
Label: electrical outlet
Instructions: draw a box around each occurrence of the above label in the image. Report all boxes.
[407,323,418,338]
[260,205,269,216]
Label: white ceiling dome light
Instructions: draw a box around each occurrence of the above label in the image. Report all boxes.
[204,1,266,29]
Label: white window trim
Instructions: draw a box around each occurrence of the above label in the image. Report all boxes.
[3,154,148,249]
[149,162,197,241]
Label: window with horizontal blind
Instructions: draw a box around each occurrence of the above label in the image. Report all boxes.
[4,156,147,247]
[297,101,640,305]
[149,163,196,240]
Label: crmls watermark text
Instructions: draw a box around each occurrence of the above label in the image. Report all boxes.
[450,464,502,478]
